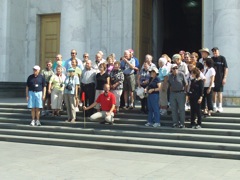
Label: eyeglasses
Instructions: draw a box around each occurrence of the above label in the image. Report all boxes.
[71,52,76,55]
[84,56,89,57]
[172,68,178,70]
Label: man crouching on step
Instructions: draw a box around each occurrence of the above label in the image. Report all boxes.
[83,84,116,125]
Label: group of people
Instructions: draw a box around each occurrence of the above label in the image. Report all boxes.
[26,47,228,129]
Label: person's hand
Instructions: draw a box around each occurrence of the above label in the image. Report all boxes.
[207,88,211,94]
[42,96,45,101]
[222,78,227,85]
[106,112,111,116]
[48,89,51,94]
[198,98,202,104]
[148,89,154,94]
[83,106,87,111]
[26,96,29,102]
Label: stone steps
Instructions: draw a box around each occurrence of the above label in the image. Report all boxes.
[0,106,240,159]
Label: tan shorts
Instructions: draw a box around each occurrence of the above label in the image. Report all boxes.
[159,83,168,107]
[123,74,136,91]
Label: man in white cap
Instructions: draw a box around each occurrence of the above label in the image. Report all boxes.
[26,65,46,126]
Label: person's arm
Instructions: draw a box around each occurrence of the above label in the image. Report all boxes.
[83,102,98,111]
[108,104,116,114]
[124,58,135,69]
[198,80,204,104]
[222,67,228,85]
[42,86,46,100]
[107,77,110,85]
[137,74,141,87]
[26,86,29,102]
[42,77,46,100]
[207,75,215,94]
[48,82,52,94]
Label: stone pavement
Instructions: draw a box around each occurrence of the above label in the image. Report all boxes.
[0,141,240,180]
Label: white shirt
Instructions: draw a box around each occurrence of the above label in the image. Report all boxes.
[203,67,215,87]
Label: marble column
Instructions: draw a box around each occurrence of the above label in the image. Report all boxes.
[60,0,87,60]
[0,0,9,81]
[203,0,240,105]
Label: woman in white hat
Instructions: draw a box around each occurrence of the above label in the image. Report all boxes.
[145,67,161,127]
[63,67,80,123]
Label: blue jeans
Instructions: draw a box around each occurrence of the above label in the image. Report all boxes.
[147,93,160,124]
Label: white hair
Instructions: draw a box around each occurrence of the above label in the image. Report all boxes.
[158,57,167,65]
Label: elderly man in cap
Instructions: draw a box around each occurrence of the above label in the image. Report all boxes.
[172,54,189,76]
[26,65,46,126]
[168,62,188,128]
[211,47,228,112]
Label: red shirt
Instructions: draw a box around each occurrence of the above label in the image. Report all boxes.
[96,92,116,111]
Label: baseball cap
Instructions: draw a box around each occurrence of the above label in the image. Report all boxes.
[33,65,40,70]
[211,47,219,51]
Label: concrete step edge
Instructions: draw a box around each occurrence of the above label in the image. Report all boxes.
[0,134,240,160]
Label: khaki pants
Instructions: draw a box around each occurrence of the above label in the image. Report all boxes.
[111,90,122,107]
[90,111,114,123]
[64,94,76,120]
[51,89,63,109]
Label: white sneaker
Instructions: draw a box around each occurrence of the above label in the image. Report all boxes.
[217,107,223,113]
[213,106,217,112]
[36,120,41,126]
[153,123,161,127]
[30,120,35,126]
[160,109,167,116]
[145,122,153,127]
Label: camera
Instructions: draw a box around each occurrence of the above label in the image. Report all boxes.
[60,83,63,88]
[65,84,72,91]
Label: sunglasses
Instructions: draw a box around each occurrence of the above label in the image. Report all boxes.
[172,68,178,70]
[71,52,76,55]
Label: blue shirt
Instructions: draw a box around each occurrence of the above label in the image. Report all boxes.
[64,75,80,95]
[65,58,84,71]
[158,66,168,81]
[122,58,135,75]
[26,74,46,91]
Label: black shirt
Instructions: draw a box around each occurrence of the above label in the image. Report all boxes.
[26,74,46,91]
[189,79,204,99]
[212,55,228,84]
[96,72,109,90]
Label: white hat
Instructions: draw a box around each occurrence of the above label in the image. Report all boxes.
[135,87,145,99]
[149,67,159,74]
[33,65,41,70]
[199,48,210,54]
[171,64,178,69]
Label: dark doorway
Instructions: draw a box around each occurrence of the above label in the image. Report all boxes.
[152,0,202,62]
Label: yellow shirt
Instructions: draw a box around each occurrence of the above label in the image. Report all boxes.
[49,74,66,91]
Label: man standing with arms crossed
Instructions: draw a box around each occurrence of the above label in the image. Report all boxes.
[211,47,228,112]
